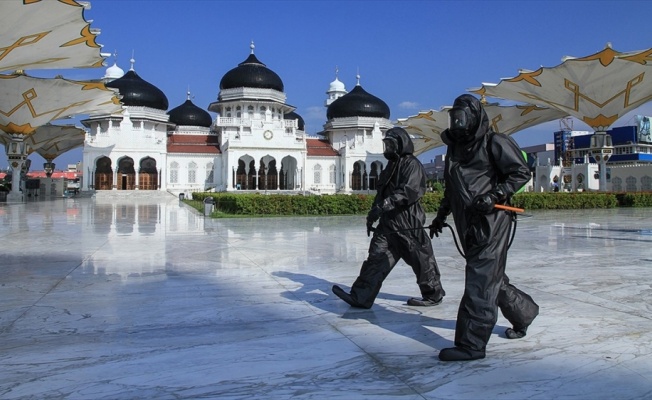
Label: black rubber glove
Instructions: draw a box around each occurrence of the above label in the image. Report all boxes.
[471,192,498,214]
[366,205,383,237]
[429,215,446,238]
[472,185,508,214]
[472,192,499,214]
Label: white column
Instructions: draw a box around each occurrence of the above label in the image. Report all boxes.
[112,165,118,190]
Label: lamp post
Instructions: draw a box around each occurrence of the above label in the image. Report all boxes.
[588,131,613,192]
[5,136,28,202]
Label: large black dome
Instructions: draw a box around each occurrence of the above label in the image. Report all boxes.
[220,53,284,92]
[167,99,212,127]
[326,85,390,120]
[106,70,168,110]
[284,111,305,131]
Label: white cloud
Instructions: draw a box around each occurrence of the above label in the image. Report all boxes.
[398,101,419,109]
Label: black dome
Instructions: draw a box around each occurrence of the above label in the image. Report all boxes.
[220,53,284,92]
[106,70,168,110]
[167,99,213,127]
[326,85,390,120]
[284,111,305,131]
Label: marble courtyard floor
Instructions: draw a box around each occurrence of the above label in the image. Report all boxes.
[1,193,651,399]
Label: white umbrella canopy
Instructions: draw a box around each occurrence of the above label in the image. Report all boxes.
[23,124,86,162]
[471,45,652,131]
[397,104,568,155]
[411,134,440,156]
[0,0,105,72]
[0,73,121,136]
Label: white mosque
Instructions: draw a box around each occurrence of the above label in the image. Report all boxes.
[81,43,393,196]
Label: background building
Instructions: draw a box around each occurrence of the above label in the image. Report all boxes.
[533,120,652,192]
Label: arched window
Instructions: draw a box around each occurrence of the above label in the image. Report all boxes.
[170,162,179,184]
[612,177,622,192]
[314,164,322,185]
[539,175,548,188]
[626,176,637,192]
[206,162,214,183]
[641,176,652,191]
[329,165,336,184]
[188,162,198,184]
[576,173,585,190]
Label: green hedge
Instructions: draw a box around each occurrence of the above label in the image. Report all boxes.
[187,191,652,217]
[511,192,619,209]
[616,192,652,207]
[191,193,376,216]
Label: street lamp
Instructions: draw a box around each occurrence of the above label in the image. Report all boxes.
[588,131,613,192]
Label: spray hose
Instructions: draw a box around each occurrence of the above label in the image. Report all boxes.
[369,204,523,258]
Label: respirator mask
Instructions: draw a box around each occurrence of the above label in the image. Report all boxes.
[383,136,400,160]
[448,104,478,143]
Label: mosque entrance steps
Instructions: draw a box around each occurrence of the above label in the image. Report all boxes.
[92,190,177,200]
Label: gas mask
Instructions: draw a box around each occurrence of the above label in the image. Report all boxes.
[383,136,400,160]
[448,104,478,143]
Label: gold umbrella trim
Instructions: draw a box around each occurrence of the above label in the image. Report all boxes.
[0,32,49,64]
[61,24,100,49]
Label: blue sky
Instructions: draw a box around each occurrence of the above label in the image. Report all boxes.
[11,0,652,169]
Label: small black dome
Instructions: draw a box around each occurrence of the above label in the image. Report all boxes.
[106,70,168,110]
[220,53,284,92]
[284,111,305,131]
[167,99,213,127]
[326,85,390,120]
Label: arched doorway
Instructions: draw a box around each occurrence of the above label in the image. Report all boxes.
[259,156,277,190]
[235,156,255,190]
[95,156,113,190]
[117,157,135,190]
[352,161,366,191]
[369,161,382,190]
[139,157,158,190]
[280,156,297,190]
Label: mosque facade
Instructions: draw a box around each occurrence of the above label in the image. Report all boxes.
[81,44,392,196]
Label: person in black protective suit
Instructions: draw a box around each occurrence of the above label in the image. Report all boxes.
[430,94,539,361]
[332,127,446,309]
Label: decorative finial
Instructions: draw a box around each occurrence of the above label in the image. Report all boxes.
[335,66,339,79]
[250,41,255,54]
[356,67,361,86]
[130,50,135,71]
[187,86,191,100]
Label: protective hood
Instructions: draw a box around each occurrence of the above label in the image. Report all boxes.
[384,127,414,157]
[443,94,489,146]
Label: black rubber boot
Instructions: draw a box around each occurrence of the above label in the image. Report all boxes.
[439,346,486,362]
[407,297,443,307]
[505,327,528,339]
[332,285,370,309]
